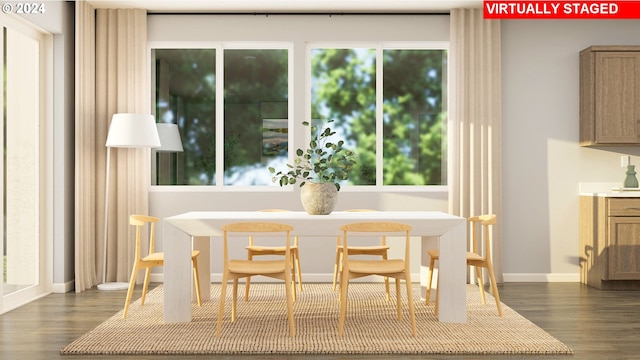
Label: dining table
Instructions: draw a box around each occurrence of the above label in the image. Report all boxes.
[163,210,467,324]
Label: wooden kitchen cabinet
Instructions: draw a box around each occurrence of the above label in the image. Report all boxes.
[580,46,640,146]
[580,196,640,289]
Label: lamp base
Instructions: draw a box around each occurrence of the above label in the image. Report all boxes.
[97,282,129,291]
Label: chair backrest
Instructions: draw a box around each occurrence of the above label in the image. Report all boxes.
[222,222,294,262]
[251,209,295,245]
[468,214,497,260]
[129,215,159,260]
[340,222,412,262]
[343,209,385,245]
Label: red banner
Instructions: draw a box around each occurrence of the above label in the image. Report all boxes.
[484,1,640,19]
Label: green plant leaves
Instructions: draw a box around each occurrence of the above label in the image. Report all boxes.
[269,118,358,189]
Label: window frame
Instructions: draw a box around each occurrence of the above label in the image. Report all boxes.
[149,40,448,193]
[306,41,449,192]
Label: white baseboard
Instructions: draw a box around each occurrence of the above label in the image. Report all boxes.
[149,272,581,284]
[52,280,75,293]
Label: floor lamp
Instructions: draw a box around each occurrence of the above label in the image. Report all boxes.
[98,113,161,291]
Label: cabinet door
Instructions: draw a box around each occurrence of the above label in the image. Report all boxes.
[595,52,640,144]
[608,216,640,280]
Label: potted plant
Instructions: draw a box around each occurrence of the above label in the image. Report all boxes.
[269,118,357,214]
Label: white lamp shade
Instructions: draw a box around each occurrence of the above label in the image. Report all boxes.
[106,113,161,148]
[156,123,184,152]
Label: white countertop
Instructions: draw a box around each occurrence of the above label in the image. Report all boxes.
[579,182,640,197]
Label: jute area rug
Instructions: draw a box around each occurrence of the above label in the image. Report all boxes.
[61,283,573,355]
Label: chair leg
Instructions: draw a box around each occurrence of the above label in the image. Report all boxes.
[284,262,296,337]
[383,251,390,302]
[405,273,417,337]
[486,263,503,316]
[216,272,229,337]
[141,267,151,306]
[192,256,202,306]
[338,271,349,337]
[122,264,139,319]
[384,276,391,302]
[244,252,253,302]
[332,248,342,291]
[425,257,436,305]
[290,253,297,302]
[232,279,239,322]
[294,249,303,293]
[476,266,486,305]
[395,278,402,320]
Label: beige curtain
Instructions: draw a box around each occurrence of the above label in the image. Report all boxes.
[75,3,150,292]
[74,0,96,293]
[448,9,503,281]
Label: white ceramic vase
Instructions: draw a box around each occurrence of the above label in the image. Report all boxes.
[300,182,338,215]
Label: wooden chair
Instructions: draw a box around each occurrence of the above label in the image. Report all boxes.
[338,222,416,337]
[332,209,391,301]
[217,222,296,337]
[123,214,202,319]
[245,209,302,302]
[425,214,503,317]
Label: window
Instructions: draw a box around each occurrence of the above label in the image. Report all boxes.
[153,48,217,185]
[223,49,289,186]
[310,46,447,186]
[151,42,446,188]
[152,46,290,186]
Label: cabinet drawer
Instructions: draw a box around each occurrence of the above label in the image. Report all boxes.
[608,198,640,216]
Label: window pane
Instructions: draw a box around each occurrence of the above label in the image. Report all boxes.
[223,49,288,186]
[383,49,447,185]
[153,49,216,185]
[310,48,376,186]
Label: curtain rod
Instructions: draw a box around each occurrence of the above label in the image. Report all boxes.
[148,12,450,16]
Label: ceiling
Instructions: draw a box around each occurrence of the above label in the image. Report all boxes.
[87,0,482,13]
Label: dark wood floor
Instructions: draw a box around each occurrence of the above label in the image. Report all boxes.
[1,282,639,360]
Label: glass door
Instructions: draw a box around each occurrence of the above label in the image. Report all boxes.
[1,13,51,313]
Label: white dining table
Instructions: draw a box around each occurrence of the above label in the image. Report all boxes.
[163,210,467,324]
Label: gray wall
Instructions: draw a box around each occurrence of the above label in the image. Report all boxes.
[501,19,640,281]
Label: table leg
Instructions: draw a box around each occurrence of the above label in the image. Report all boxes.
[435,220,467,323]
[163,223,193,323]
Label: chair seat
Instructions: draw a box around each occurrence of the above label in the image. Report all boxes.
[142,250,200,263]
[246,245,298,252]
[229,259,287,275]
[142,252,164,262]
[348,259,405,275]
[427,249,484,262]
